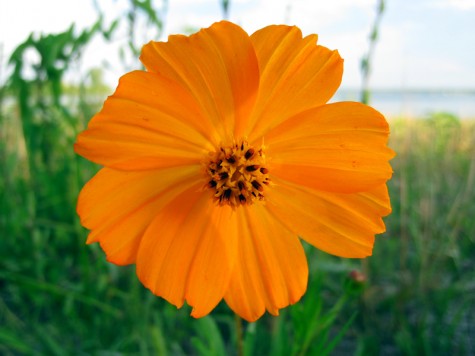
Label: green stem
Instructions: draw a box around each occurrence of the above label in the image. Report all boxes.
[221,0,230,20]
[235,313,244,356]
[360,0,385,105]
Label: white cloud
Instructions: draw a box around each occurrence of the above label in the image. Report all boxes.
[433,0,475,10]
[165,0,380,36]
[1,0,473,89]
[404,56,475,88]
[230,0,377,32]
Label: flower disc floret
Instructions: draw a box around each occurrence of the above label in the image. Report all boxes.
[206,140,270,207]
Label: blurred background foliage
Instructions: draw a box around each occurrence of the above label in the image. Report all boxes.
[1,0,475,355]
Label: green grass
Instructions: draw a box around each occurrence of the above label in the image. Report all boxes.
[357,114,475,355]
[3,5,474,353]
[1,85,475,356]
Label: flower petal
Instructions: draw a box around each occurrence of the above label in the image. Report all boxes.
[136,186,238,318]
[243,25,343,141]
[266,177,391,258]
[141,21,259,143]
[224,204,308,322]
[75,71,213,170]
[77,165,201,265]
[265,102,395,193]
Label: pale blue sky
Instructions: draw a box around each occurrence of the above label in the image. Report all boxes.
[1,0,474,89]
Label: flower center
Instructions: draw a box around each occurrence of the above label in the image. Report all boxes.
[205,140,271,207]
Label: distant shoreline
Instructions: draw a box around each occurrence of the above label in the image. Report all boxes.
[332,89,475,120]
[2,88,474,120]
[336,88,475,95]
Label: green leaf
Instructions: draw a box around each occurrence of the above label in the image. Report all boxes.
[191,317,227,356]
[0,328,34,354]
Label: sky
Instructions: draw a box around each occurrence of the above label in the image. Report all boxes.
[1,0,475,90]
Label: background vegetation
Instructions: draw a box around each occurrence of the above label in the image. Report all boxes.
[1,1,474,355]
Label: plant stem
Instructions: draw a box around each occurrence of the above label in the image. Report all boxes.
[360,0,385,105]
[235,313,244,356]
[221,0,230,20]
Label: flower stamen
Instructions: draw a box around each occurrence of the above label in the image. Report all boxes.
[205,140,271,207]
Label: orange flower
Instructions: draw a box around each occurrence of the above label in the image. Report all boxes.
[75,21,394,322]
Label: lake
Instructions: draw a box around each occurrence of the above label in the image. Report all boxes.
[332,89,475,120]
[2,89,474,120]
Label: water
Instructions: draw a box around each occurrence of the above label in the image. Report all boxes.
[3,89,474,120]
[332,89,475,120]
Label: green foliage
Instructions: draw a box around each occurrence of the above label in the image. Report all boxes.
[360,0,385,104]
[92,0,167,68]
[191,317,228,356]
[221,0,230,19]
[354,115,475,355]
[1,1,475,355]
[236,270,363,356]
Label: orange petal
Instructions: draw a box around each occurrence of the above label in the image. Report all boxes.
[77,164,201,265]
[75,71,213,170]
[266,177,391,258]
[242,25,343,141]
[136,186,238,318]
[140,21,259,143]
[264,102,395,193]
[224,204,308,322]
